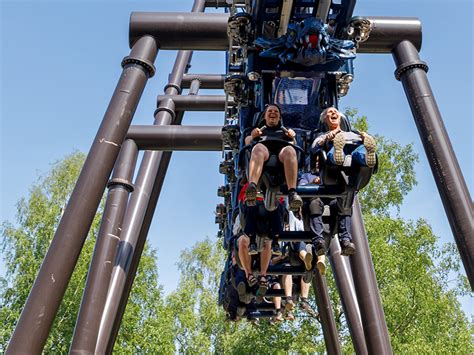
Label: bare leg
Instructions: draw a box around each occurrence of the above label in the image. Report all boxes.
[273,283,281,310]
[300,278,311,298]
[278,146,298,189]
[282,275,293,298]
[248,143,270,185]
[259,240,272,276]
[237,235,252,277]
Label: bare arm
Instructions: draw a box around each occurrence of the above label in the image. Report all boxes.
[245,127,263,145]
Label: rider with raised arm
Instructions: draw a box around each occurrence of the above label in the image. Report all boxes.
[244,104,303,211]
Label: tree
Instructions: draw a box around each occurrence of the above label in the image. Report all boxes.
[0,152,174,353]
[164,109,473,353]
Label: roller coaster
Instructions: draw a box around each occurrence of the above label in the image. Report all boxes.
[6,1,473,354]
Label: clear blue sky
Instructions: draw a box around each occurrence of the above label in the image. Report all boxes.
[1,0,472,314]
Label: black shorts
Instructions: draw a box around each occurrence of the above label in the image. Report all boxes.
[241,201,285,239]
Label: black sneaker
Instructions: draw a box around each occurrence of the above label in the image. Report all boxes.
[245,182,258,206]
[272,242,282,256]
[340,239,356,256]
[288,191,303,211]
[248,242,258,255]
[312,238,327,256]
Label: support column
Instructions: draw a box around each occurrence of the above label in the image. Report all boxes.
[350,197,392,354]
[392,40,474,289]
[95,3,205,352]
[329,237,367,355]
[70,139,139,354]
[6,36,158,355]
[312,272,341,355]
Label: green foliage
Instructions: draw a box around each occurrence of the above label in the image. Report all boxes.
[364,216,473,353]
[1,107,472,353]
[344,108,418,215]
[0,152,172,353]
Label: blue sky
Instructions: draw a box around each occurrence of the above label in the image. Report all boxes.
[1,0,472,316]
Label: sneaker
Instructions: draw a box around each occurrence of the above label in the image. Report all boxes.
[288,191,303,211]
[237,281,252,304]
[333,132,346,165]
[272,242,282,256]
[316,254,326,275]
[363,134,377,168]
[248,242,258,255]
[304,248,313,271]
[245,182,258,206]
[312,238,327,256]
[340,239,356,256]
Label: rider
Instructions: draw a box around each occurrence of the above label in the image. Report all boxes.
[304,106,377,255]
[233,212,273,295]
[312,106,376,168]
[244,104,303,211]
[238,181,284,256]
[300,169,355,255]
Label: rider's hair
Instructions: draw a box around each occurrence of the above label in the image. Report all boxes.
[264,103,282,115]
[256,103,282,128]
[319,106,339,123]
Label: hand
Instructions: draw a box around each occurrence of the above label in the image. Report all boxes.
[312,176,321,184]
[326,128,341,141]
[286,128,296,139]
[251,128,263,140]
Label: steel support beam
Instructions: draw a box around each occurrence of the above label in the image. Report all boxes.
[349,197,392,354]
[204,0,245,7]
[156,94,233,111]
[6,36,158,355]
[70,139,138,354]
[181,74,225,89]
[312,272,342,355]
[126,125,223,151]
[329,237,368,355]
[359,17,421,53]
[130,13,420,53]
[392,40,474,288]
[130,12,228,49]
[96,2,206,352]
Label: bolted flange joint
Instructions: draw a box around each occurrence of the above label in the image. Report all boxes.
[107,178,135,193]
[164,83,182,94]
[153,106,176,120]
[121,55,156,78]
[394,60,428,81]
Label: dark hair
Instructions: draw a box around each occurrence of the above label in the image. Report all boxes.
[256,103,282,128]
[264,103,281,115]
